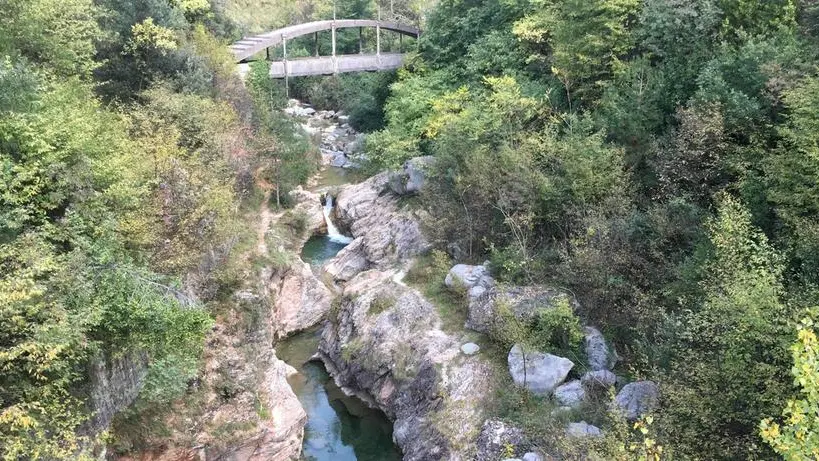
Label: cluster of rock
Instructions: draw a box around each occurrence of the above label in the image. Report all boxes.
[285,99,364,169]
[319,269,493,460]
[445,262,660,441]
[323,171,431,282]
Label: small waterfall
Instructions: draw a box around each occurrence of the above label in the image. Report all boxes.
[323,195,353,244]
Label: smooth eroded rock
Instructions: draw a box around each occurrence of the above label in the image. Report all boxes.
[581,369,617,390]
[461,342,480,355]
[445,263,494,291]
[508,345,574,396]
[272,260,333,338]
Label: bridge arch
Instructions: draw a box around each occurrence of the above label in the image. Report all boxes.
[229,19,420,64]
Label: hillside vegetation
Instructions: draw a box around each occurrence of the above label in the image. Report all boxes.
[361,0,819,458]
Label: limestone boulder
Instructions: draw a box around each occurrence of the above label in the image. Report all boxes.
[554,379,585,407]
[566,421,603,438]
[271,260,333,339]
[581,369,617,391]
[507,345,574,396]
[467,285,575,335]
[615,381,659,420]
[388,156,435,195]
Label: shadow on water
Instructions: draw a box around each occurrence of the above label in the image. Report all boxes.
[277,330,401,461]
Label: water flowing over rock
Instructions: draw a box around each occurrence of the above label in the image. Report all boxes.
[614,380,660,420]
[320,269,493,460]
[507,345,574,396]
[270,260,333,339]
[324,172,430,282]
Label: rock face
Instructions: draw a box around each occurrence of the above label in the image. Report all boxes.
[584,326,615,371]
[324,172,430,282]
[320,270,493,460]
[270,260,333,339]
[288,187,326,239]
[445,263,494,297]
[388,156,435,195]
[475,419,529,461]
[82,350,149,436]
[615,381,660,420]
[507,345,574,396]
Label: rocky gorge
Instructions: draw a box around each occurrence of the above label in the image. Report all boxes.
[173,100,662,461]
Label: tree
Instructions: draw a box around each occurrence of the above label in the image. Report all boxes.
[660,194,793,460]
[514,0,640,107]
[760,309,819,460]
[764,76,819,286]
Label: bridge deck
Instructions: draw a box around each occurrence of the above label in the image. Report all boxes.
[268,53,405,78]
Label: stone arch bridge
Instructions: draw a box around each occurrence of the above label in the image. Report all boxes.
[230,20,420,78]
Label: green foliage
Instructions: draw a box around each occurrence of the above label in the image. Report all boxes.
[659,194,793,459]
[514,0,640,106]
[0,0,101,76]
[531,298,584,354]
[760,309,819,460]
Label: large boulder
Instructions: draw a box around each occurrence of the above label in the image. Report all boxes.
[581,370,617,391]
[320,269,493,461]
[271,260,334,338]
[507,345,574,396]
[584,326,615,371]
[614,381,659,420]
[445,263,494,295]
[288,187,326,241]
[466,285,575,335]
[554,380,585,407]
[325,173,430,282]
[475,419,529,461]
[388,156,435,195]
[323,239,370,282]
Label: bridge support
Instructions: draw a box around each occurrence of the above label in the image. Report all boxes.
[282,35,289,98]
[376,25,381,66]
[331,22,338,74]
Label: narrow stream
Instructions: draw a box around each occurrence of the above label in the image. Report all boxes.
[280,122,401,460]
[277,330,401,461]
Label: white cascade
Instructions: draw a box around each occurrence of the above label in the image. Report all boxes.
[323,195,353,244]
